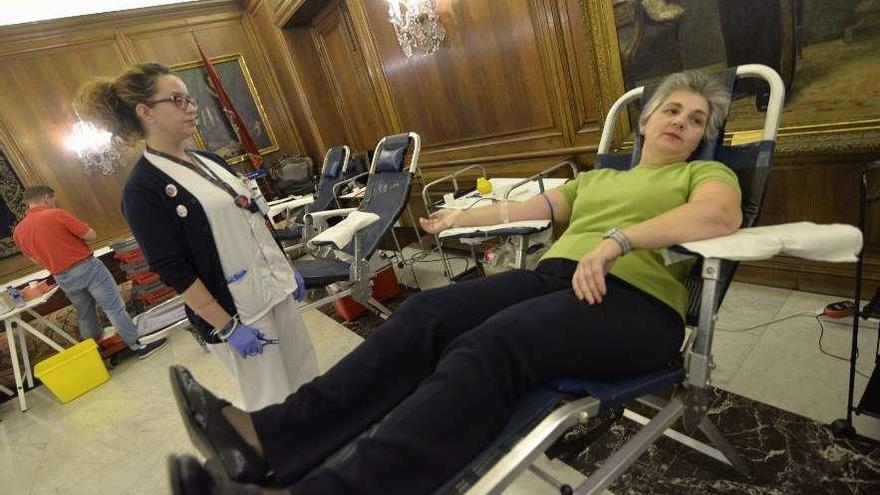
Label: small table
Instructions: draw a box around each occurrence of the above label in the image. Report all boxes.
[267,194,314,228]
[1,286,79,411]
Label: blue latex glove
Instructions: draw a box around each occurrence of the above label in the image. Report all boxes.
[293,270,306,302]
[226,322,266,358]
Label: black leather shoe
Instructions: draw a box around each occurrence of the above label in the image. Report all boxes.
[168,454,265,495]
[169,365,270,483]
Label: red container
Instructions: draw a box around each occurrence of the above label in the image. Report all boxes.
[97,333,128,359]
[332,297,365,322]
[115,249,145,264]
[130,271,160,286]
[331,266,400,322]
[372,266,401,301]
[139,286,176,305]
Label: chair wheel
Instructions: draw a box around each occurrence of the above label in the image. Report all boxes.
[830,418,856,438]
[560,485,573,495]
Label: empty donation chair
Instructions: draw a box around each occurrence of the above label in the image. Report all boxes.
[273,145,352,247]
[292,132,420,317]
[439,64,794,494]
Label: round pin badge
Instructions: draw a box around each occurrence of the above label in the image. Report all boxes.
[165,184,178,197]
[176,204,188,217]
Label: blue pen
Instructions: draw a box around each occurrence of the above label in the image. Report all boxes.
[227,269,247,284]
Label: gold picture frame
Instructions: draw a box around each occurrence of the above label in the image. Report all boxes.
[583,0,880,155]
[172,53,279,164]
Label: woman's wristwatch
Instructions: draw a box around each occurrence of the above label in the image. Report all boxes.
[602,228,632,255]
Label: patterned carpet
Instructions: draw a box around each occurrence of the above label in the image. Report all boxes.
[318,288,880,494]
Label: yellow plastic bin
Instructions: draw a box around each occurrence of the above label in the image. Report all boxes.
[34,338,110,403]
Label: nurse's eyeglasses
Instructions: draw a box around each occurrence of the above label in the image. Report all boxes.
[146,93,198,110]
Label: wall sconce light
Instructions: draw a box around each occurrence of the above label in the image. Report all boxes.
[387,0,446,58]
[64,120,121,175]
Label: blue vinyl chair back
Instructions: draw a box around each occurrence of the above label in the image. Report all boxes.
[341,133,414,259]
[312,146,349,213]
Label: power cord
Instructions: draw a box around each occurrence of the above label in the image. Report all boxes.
[717,311,873,378]
[814,315,871,379]
[716,311,817,332]
[381,245,471,281]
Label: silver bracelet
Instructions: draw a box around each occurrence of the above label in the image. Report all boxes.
[212,314,240,341]
[602,228,632,255]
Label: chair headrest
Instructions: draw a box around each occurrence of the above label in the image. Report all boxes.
[375,134,410,173]
[322,146,347,178]
[630,68,737,166]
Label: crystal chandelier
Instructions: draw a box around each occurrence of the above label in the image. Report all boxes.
[65,120,122,175]
[387,0,446,58]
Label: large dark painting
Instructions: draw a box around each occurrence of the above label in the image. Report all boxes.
[612,0,880,151]
[0,147,25,260]
[172,53,279,165]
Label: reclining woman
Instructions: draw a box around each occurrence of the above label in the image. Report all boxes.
[167,70,742,495]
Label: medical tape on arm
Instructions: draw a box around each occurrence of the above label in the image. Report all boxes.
[539,192,555,229]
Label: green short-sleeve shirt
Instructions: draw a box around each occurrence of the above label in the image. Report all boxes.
[542,160,741,317]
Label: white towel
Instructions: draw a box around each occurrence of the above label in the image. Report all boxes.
[662,222,862,264]
[309,211,380,249]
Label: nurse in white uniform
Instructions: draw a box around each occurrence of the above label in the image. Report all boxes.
[74,62,318,410]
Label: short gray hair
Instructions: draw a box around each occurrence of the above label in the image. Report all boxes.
[638,70,731,141]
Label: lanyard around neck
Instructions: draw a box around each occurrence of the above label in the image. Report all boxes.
[146,147,254,210]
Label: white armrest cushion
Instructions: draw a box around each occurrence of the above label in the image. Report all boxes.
[267,195,314,217]
[308,211,380,249]
[663,222,862,264]
[305,207,359,223]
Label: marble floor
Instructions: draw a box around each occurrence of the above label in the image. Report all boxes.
[1,245,878,494]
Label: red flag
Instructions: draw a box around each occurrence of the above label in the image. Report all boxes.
[195,41,263,171]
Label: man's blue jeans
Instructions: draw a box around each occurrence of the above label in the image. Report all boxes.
[54,257,140,349]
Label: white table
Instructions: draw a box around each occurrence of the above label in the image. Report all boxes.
[2,246,114,290]
[1,286,79,411]
[267,194,314,228]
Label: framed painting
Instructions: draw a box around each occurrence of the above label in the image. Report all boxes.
[586,0,880,154]
[0,147,25,261]
[172,53,279,164]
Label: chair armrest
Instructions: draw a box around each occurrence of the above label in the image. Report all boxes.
[305,207,358,222]
[663,222,862,265]
[304,207,359,233]
[309,211,380,249]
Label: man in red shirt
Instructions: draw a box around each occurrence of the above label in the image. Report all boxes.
[13,185,166,359]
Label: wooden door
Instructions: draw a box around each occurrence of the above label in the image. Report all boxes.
[312,1,388,152]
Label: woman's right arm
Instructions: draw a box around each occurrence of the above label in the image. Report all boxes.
[420,188,571,234]
[122,186,231,329]
[180,279,232,329]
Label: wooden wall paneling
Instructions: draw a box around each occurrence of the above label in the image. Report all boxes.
[533,0,579,147]
[241,11,305,154]
[558,0,603,143]
[360,0,568,162]
[582,0,629,148]
[282,25,350,156]
[0,1,240,58]
[343,0,403,134]
[246,0,324,161]
[0,39,133,241]
[312,1,388,152]
[127,19,300,162]
[732,154,877,296]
